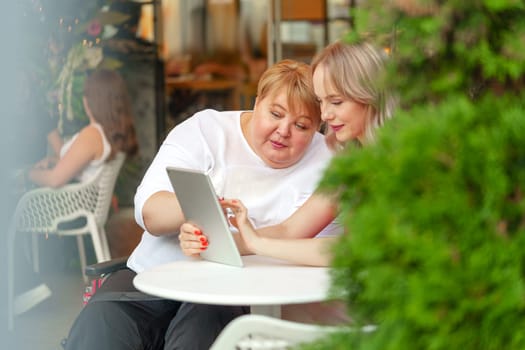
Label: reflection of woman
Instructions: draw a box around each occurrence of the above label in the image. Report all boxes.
[180,41,396,324]
[28,69,138,187]
[64,59,337,350]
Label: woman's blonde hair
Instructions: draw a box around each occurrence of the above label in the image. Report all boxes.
[256,59,321,127]
[311,41,396,147]
[84,69,138,157]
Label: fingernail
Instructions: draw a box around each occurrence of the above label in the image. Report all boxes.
[202,240,209,247]
[200,247,207,251]
[199,236,207,243]
[194,230,202,235]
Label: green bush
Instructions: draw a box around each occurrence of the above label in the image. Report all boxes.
[311,1,525,349]
[348,0,525,104]
[318,95,525,349]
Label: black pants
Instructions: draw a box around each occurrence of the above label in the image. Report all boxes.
[64,269,249,350]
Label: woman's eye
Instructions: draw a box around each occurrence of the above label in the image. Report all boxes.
[295,123,310,130]
[271,111,282,119]
[331,100,342,106]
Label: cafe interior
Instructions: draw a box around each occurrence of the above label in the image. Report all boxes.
[9,0,354,348]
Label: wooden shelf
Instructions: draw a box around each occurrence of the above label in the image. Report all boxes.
[280,0,326,21]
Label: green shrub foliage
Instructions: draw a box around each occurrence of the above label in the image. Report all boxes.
[320,95,525,349]
[348,0,525,105]
[313,1,525,349]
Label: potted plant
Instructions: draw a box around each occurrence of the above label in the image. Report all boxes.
[305,1,525,349]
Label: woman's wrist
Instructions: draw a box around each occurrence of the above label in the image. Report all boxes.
[246,233,265,256]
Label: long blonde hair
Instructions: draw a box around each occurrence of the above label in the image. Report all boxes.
[311,41,396,148]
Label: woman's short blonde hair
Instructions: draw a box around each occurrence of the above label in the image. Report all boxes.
[256,59,321,127]
[312,41,396,146]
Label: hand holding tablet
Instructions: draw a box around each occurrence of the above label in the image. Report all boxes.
[166,166,244,267]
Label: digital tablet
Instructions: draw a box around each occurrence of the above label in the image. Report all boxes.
[166,166,244,267]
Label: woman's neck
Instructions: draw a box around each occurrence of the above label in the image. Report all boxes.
[240,111,252,141]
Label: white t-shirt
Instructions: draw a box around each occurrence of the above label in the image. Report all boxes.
[60,123,112,183]
[127,109,341,272]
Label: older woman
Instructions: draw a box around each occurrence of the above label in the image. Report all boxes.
[64,59,336,350]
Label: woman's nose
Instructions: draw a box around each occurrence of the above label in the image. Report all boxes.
[276,122,291,137]
[321,109,333,121]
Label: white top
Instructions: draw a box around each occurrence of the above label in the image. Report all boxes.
[60,123,112,183]
[128,109,341,273]
[133,255,330,306]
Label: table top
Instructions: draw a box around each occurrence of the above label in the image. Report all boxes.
[133,255,331,307]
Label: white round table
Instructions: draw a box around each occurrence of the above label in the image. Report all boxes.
[133,255,331,317]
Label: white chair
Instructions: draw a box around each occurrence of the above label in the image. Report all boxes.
[210,314,339,350]
[7,152,126,330]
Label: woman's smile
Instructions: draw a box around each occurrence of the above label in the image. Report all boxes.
[329,124,344,133]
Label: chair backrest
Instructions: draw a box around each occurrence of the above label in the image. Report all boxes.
[210,314,339,350]
[13,152,126,233]
[92,152,126,227]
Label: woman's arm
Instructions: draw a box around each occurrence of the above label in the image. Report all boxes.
[244,236,337,267]
[254,193,337,240]
[223,198,338,266]
[28,125,101,188]
[142,191,186,236]
[47,128,63,156]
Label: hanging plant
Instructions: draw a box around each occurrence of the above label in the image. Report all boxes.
[53,8,130,134]
[55,44,103,133]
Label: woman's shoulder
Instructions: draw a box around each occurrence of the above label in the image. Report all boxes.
[164,109,240,144]
[78,123,104,139]
[194,108,240,120]
[182,109,240,130]
[72,124,104,151]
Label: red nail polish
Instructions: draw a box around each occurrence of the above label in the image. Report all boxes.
[200,247,207,251]
[199,236,207,243]
[194,230,202,235]
[202,240,209,246]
